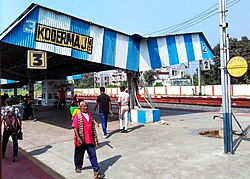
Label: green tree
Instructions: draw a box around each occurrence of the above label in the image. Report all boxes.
[201,36,250,85]
[193,73,198,86]
[143,70,157,86]
[74,73,94,88]
[120,80,127,87]
[154,82,164,87]
[228,36,250,84]
[184,74,191,79]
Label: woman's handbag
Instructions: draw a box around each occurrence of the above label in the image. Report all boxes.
[18,130,23,140]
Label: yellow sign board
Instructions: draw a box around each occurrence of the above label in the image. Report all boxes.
[35,24,93,54]
[226,56,248,77]
[27,50,47,69]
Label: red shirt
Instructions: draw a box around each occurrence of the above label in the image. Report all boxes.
[71,112,94,146]
[58,90,66,100]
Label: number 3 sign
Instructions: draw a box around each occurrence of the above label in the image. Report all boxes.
[27,50,47,69]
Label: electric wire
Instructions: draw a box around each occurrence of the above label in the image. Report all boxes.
[168,0,240,34]
[144,0,240,36]
[146,0,239,36]
[164,0,240,34]
[143,2,219,36]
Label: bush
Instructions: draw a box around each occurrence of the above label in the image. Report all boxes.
[154,82,164,87]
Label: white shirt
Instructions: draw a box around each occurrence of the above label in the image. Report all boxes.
[118,91,130,106]
[82,112,90,122]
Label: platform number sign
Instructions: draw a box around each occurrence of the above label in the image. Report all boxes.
[201,60,210,71]
[27,50,47,69]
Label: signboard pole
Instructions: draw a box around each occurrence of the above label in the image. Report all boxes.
[198,60,202,96]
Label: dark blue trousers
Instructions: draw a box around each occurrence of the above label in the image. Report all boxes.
[99,112,109,136]
[74,144,99,172]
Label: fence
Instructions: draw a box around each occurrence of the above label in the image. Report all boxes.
[74,84,250,97]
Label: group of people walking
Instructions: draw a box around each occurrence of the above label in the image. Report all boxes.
[93,86,130,137]
[70,86,130,178]
[1,86,130,179]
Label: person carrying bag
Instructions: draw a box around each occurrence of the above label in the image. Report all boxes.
[1,98,22,162]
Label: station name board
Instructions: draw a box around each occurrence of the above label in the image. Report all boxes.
[35,24,93,53]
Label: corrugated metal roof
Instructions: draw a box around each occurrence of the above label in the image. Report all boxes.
[0,3,215,85]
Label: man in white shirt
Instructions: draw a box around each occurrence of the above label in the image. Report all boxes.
[117,86,130,133]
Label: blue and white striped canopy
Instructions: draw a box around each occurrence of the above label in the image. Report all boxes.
[0,79,19,85]
[139,33,214,71]
[66,74,83,81]
[0,3,215,76]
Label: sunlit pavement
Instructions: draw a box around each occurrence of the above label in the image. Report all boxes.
[3,102,250,179]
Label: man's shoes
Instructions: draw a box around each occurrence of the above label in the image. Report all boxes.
[94,171,105,179]
[120,128,128,133]
[103,135,108,139]
[12,156,18,162]
[75,168,81,173]
[32,118,37,122]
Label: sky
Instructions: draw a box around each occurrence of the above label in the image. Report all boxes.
[0,0,249,47]
[0,0,249,75]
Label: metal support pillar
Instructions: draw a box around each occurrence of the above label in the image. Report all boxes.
[219,0,233,154]
[28,82,34,98]
[140,72,155,109]
[127,71,134,109]
[226,34,233,152]
[14,87,17,96]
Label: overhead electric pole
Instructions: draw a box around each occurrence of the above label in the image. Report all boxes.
[219,0,233,154]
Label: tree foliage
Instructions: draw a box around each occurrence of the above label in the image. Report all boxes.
[228,36,250,84]
[154,82,164,87]
[199,36,250,85]
[143,70,158,86]
[74,73,94,88]
[120,80,127,87]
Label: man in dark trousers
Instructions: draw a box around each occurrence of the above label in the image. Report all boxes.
[21,97,33,121]
[58,87,67,109]
[72,101,105,179]
[1,98,22,162]
[93,87,112,139]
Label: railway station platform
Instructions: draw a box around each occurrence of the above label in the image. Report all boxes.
[1,102,250,178]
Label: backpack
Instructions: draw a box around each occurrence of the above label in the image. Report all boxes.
[3,107,20,133]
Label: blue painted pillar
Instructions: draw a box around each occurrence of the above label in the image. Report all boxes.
[219,0,233,154]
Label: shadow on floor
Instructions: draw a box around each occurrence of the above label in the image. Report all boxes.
[29,145,52,155]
